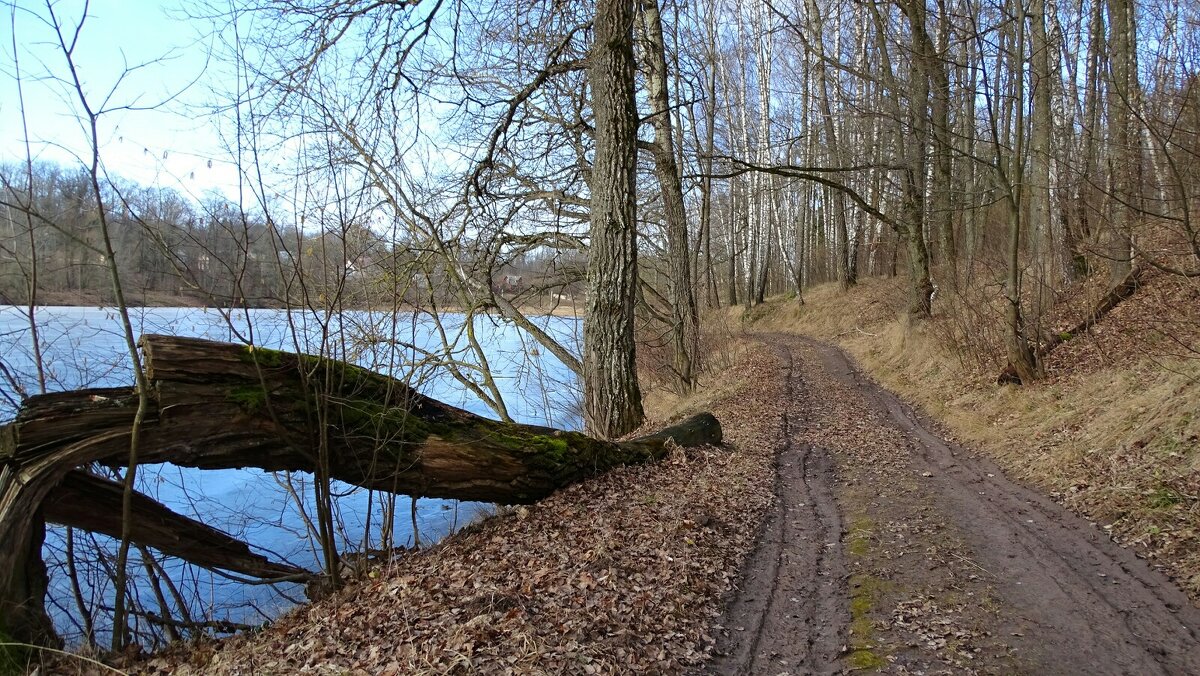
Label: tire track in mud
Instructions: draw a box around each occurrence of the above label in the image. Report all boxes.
[707,333,1200,675]
[808,336,1200,675]
[707,342,850,675]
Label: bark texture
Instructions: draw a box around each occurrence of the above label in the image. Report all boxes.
[898,0,936,317]
[45,471,311,581]
[998,266,1144,383]
[640,0,700,393]
[584,0,645,438]
[1105,0,1138,284]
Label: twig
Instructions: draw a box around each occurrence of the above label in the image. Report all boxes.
[0,642,128,674]
[951,551,995,578]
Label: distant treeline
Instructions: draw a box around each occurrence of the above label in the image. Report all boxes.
[0,161,581,309]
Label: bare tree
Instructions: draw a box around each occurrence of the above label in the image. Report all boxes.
[638,0,699,393]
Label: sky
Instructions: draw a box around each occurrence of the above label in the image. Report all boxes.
[0,0,244,201]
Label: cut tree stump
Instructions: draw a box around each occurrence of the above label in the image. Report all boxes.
[0,334,722,646]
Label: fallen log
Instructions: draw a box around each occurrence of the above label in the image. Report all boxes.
[0,334,723,646]
[1038,265,1144,356]
[45,471,311,582]
[998,265,1144,384]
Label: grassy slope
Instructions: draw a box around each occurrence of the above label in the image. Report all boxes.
[746,275,1200,601]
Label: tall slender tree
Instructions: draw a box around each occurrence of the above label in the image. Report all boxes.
[1105,0,1139,284]
[639,0,699,393]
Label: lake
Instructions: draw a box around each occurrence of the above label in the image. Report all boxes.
[0,305,582,645]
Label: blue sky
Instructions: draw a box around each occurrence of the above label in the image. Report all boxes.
[1,1,242,200]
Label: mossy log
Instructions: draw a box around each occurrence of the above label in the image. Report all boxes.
[0,334,722,645]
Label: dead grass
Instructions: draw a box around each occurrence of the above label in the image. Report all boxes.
[750,274,1200,600]
[640,305,750,423]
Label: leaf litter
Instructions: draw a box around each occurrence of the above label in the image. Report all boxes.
[134,347,784,675]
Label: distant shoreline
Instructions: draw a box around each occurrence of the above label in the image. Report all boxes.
[1,291,583,318]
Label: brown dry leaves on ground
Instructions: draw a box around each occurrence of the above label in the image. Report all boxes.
[786,337,1018,673]
[1042,268,1200,377]
[134,349,781,675]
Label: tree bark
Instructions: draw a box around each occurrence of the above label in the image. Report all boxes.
[998,266,1144,383]
[44,471,311,582]
[640,0,700,394]
[902,0,936,318]
[584,0,645,438]
[699,0,721,308]
[929,0,955,266]
[1105,0,1138,285]
[804,0,855,290]
[0,334,722,645]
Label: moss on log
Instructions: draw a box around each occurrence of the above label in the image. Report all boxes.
[0,334,722,646]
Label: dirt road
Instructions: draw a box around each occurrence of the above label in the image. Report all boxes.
[708,334,1200,675]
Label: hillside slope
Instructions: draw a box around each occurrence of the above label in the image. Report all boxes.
[127,344,776,674]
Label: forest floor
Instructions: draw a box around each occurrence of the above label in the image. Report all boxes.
[132,337,780,674]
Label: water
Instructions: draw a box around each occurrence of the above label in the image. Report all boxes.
[0,305,582,645]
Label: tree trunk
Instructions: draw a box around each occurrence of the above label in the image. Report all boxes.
[1,508,56,650]
[998,265,1144,384]
[803,0,854,290]
[1029,0,1055,321]
[700,0,721,309]
[0,335,722,645]
[930,0,955,267]
[45,471,311,582]
[1072,0,1106,281]
[903,0,936,318]
[584,0,645,438]
[1004,196,1040,384]
[640,0,700,394]
[1105,0,1138,284]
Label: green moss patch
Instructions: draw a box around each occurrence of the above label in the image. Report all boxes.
[848,573,886,671]
[227,384,269,413]
[845,514,886,671]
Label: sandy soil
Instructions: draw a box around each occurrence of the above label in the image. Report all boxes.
[708,333,1200,675]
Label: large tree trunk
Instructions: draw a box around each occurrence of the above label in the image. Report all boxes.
[584,0,645,438]
[0,334,722,646]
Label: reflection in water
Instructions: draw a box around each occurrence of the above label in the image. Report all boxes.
[1,305,581,645]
